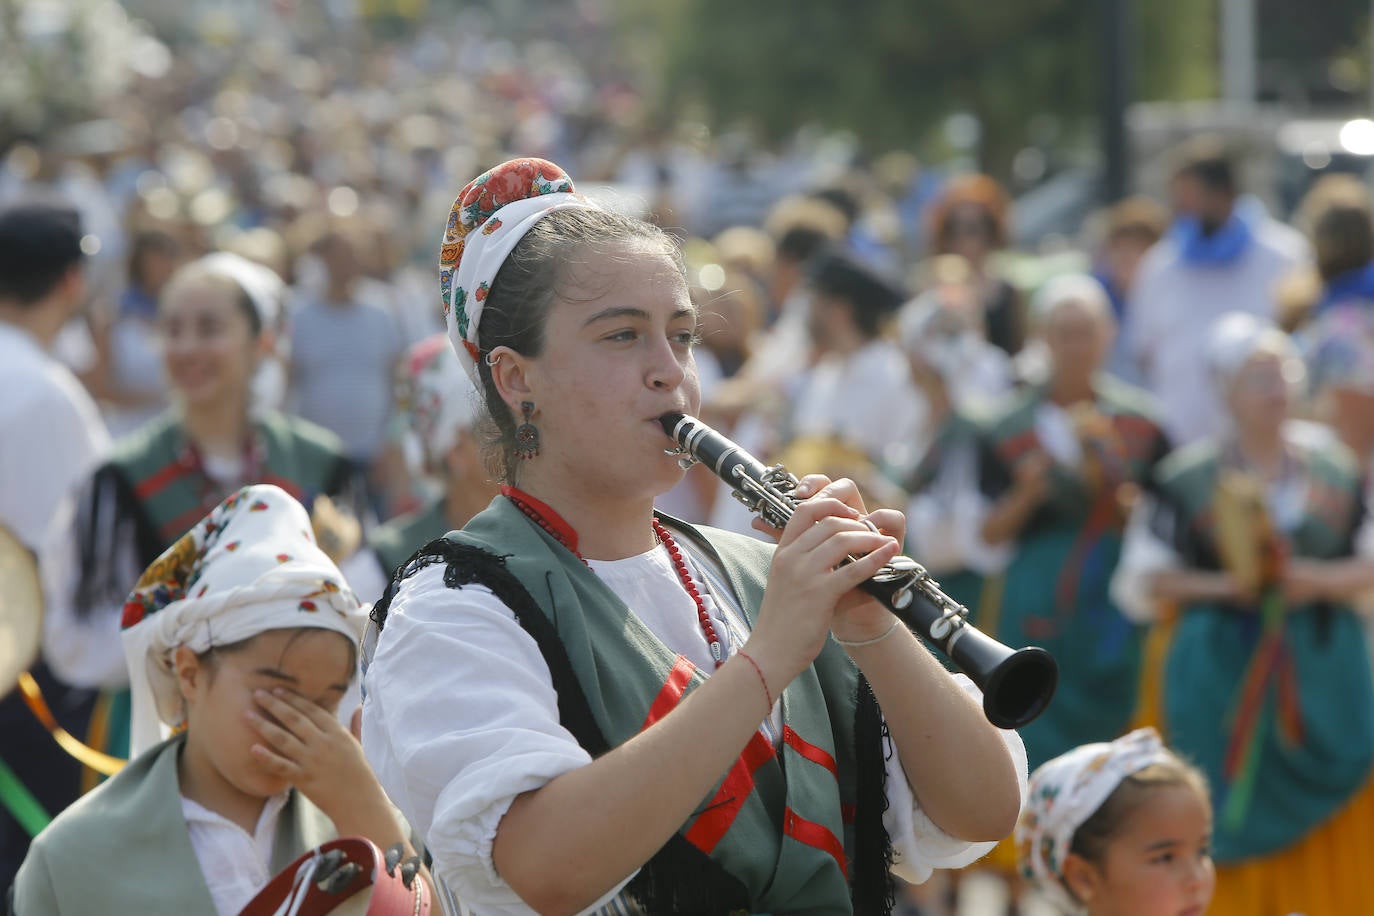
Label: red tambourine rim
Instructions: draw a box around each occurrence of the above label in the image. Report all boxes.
[237,835,429,916]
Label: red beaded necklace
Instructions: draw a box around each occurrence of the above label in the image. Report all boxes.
[500,485,725,667]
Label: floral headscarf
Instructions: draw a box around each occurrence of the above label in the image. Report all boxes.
[401,332,480,467]
[439,157,600,376]
[1015,728,1175,913]
[120,484,364,755]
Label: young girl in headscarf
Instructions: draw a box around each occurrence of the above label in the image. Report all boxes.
[13,484,424,915]
[1016,727,1214,915]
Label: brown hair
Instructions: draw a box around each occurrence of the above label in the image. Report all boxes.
[928,174,1012,252]
[1069,758,1211,866]
[1104,196,1168,248]
[472,207,685,483]
[1313,201,1374,283]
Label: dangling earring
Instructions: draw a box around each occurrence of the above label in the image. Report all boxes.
[515,401,540,460]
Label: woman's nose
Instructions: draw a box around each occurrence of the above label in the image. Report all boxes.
[647,337,687,390]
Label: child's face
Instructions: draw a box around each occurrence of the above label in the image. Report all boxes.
[179,629,355,799]
[1079,784,1215,916]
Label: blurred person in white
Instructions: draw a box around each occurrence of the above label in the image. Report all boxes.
[786,250,921,471]
[924,174,1025,358]
[1090,196,1168,386]
[1126,138,1309,445]
[893,255,1014,583]
[341,334,498,604]
[287,227,406,502]
[91,228,186,437]
[0,202,111,892]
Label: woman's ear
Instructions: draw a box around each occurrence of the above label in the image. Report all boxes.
[254,328,277,361]
[488,345,534,415]
[1060,851,1103,908]
[174,645,204,706]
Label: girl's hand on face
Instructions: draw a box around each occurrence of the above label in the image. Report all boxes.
[245,689,386,822]
[747,475,902,685]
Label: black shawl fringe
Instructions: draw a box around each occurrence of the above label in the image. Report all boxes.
[852,676,895,915]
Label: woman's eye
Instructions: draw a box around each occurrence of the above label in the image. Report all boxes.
[673,329,700,347]
[605,329,637,342]
[1149,852,1176,865]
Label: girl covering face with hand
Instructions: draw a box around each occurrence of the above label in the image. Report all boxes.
[1017,727,1215,916]
[13,484,426,916]
[360,158,1028,915]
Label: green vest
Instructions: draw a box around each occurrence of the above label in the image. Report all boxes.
[110,409,347,546]
[977,377,1168,769]
[1152,437,1374,862]
[430,497,890,915]
[369,496,450,580]
[12,734,336,915]
[80,411,348,761]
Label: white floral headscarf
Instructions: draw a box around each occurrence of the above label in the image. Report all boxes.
[120,484,364,756]
[1015,728,1176,913]
[438,157,601,378]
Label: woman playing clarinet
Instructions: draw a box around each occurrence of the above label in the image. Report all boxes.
[359,158,1027,915]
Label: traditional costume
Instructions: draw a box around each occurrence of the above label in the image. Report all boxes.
[14,484,366,915]
[1111,314,1374,914]
[359,158,1028,916]
[972,375,1169,770]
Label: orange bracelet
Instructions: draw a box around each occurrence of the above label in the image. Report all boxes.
[736,650,774,712]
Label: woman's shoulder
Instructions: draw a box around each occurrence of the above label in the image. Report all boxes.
[256,410,347,458]
[108,410,182,470]
[1152,438,1220,489]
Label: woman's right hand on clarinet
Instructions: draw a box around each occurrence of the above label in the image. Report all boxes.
[744,481,901,689]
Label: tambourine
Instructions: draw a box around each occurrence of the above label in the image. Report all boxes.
[238,837,430,916]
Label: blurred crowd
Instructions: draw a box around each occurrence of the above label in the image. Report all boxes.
[6,7,1374,916]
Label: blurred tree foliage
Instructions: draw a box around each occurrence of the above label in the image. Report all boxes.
[616,0,1219,176]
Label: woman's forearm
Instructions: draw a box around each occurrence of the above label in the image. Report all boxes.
[1147,568,1240,604]
[844,623,1021,843]
[979,488,1040,546]
[491,654,772,915]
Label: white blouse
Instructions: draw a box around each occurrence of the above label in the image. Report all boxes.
[181,791,289,916]
[361,538,1028,915]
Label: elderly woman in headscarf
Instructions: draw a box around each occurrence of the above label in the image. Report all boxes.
[971,274,1171,772]
[1110,312,1374,916]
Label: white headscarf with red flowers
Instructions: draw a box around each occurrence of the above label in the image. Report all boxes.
[438,157,601,379]
[120,484,364,756]
[402,332,481,467]
[1015,727,1176,913]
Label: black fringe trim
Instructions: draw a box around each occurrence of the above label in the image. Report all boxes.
[852,675,895,915]
[371,538,752,913]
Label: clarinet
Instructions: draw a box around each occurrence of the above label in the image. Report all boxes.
[659,412,1057,729]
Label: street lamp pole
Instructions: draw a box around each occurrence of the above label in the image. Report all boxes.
[1102,0,1132,203]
